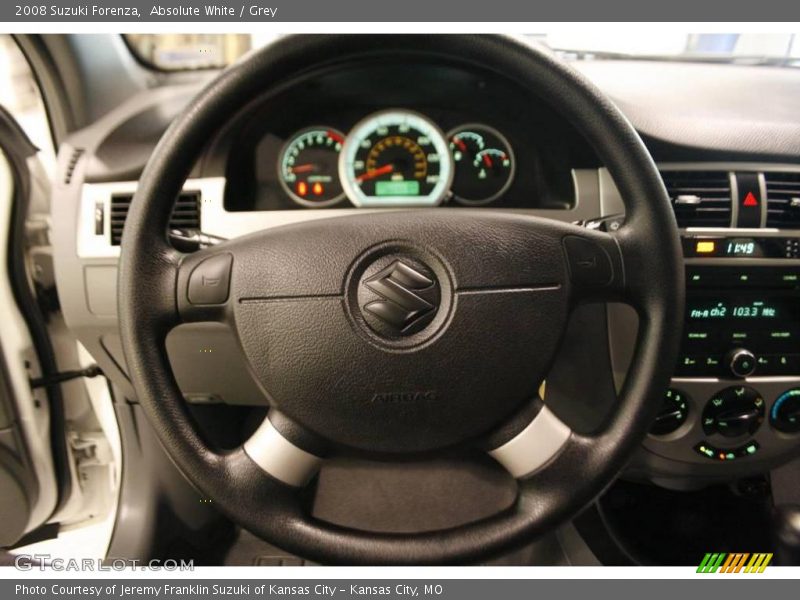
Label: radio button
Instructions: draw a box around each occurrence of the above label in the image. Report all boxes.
[685,330,717,349]
[726,330,752,346]
[676,355,703,376]
[765,329,799,353]
[772,354,800,376]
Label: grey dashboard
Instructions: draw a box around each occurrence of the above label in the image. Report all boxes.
[50,55,800,486]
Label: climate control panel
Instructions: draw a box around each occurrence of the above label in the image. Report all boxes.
[645,382,800,467]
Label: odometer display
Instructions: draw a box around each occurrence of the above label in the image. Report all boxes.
[339,110,453,207]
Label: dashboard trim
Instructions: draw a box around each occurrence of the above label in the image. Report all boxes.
[77,169,603,259]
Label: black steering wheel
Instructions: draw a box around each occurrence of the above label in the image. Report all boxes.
[118,35,683,565]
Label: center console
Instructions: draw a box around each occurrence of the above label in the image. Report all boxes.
[615,167,800,475]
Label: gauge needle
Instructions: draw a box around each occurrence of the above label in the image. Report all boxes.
[482,154,493,168]
[357,164,394,182]
[290,163,315,174]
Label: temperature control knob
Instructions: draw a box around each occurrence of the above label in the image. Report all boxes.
[703,386,765,438]
[771,388,800,433]
[727,348,756,378]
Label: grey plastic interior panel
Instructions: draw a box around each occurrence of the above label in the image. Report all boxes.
[84,265,118,316]
[102,325,266,406]
[105,398,229,561]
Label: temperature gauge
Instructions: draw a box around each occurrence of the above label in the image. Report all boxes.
[448,124,515,205]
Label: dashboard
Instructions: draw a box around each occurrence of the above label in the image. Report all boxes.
[216,61,592,212]
[50,55,800,488]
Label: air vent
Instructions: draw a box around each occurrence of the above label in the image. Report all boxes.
[63,148,84,185]
[765,172,800,229]
[110,191,201,246]
[660,170,732,228]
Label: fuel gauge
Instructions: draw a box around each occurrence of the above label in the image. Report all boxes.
[448,124,515,205]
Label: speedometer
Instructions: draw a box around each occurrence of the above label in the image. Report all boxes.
[339,110,453,207]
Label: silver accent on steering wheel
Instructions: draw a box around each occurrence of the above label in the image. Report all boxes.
[243,416,322,487]
[487,406,572,479]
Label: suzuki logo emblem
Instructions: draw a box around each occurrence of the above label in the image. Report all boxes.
[362,260,439,334]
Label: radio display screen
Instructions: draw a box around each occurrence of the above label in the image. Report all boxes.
[688,299,784,320]
[683,236,798,259]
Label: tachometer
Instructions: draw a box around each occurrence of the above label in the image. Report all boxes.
[448,124,514,205]
[279,127,346,207]
[339,110,453,207]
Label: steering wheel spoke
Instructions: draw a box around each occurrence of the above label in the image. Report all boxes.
[487,404,572,479]
[243,412,325,488]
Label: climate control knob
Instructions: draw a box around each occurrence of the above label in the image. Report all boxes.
[703,386,765,438]
[650,388,690,436]
[727,348,756,378]
[771,388,800,433]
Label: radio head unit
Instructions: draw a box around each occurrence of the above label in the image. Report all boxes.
[677,231,800,378]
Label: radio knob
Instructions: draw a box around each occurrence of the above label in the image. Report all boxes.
[727,348,756,378]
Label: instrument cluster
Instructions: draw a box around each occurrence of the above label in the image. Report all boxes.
[277,109,515,209]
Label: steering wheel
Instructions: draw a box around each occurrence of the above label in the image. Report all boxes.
[118,35,683,564]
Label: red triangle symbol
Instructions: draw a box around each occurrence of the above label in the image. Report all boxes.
[743,191,759,207]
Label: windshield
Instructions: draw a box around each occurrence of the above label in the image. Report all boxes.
[543,32,800,64]
[124,33,800,71]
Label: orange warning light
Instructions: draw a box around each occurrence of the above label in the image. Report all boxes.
[696,241,716,254]
[312,182,324,196]
[296,181,308,196]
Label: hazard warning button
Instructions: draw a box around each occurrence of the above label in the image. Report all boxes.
[736,174,763,228]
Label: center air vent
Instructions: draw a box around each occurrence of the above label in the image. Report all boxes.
[660,170,732,228]
[110,191,201,246]
[765,172,800,229]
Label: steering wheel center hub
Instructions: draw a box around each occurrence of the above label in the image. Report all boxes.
[348,244,451,347]
[227,213,572,454]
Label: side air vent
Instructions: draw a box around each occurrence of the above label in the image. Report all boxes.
[63,148,84,185]
[110,191,201,246]
[765,172,800,229]
[660,170,732,228]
